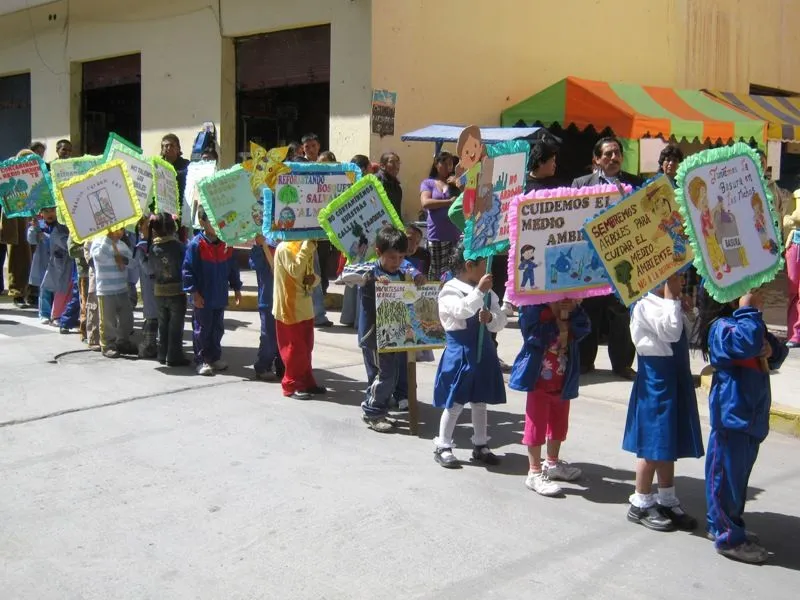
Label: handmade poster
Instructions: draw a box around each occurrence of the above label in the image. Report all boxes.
[506,185,622,305]
[241,142,290,199]
[317,175,405,263]
[184,160,217,229]
[0,153,55,218]
[102,133,143,162]
[50,155,103,225]
[54,160,142,243]
[583,175,693,306]
[197,164,260,245]
[107,147,154,213]
[263,162,361,241]
[463,140,530,259]
[376,281,446,353]
[371,89,397,137]
[151,157,179,217]
[675,143,782,303]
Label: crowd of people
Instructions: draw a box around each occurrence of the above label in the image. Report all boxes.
[0,131,796,566]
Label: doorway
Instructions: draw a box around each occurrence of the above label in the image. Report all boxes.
[235,25,331,161]
[81,54,141,155]
[0,73,31,159]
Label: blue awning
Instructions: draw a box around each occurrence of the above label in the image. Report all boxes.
[400,124,543,144]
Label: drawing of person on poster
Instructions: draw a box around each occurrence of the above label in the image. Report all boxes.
[518,244,539,289]
[456,126,488,219]
[686,177,729,279]
[751,192,779,255]
[641,184,689,263]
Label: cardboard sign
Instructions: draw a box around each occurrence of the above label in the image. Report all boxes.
[675,143,782,303]
[54,160,143,242]
[184,160,217,229]
[584,175,693,306]
[50,155,103,226]
[197,164,261,245]
[241,142,290,199]
[506,185,620,305]
[376,281,445,353]
[0,154,55,218]
[463,140,530,259]
[262,162,360,241]
[318,175,405,263]
[151,157,179,216]
[102,132,143,162]
[107,147,154,214]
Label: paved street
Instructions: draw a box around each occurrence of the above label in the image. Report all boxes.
[1,302,799,599]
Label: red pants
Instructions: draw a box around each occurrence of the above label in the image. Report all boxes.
[787,243,800,343]
[276,318,317,396]
[522,389,570,446]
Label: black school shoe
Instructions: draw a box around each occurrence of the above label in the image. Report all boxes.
[434,447,461,469]
[471,445,500,465]
[658,505,698,531]
[12,297,30,309]
[627,504,677,532]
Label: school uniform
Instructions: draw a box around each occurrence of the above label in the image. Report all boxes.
[433,278,506,450]
[41,223,74,321]
[90,236,134,353]
[132,237,158,357]
[623,294,704,461]
[27,221,55,319]
[183,232,242,366]
[273,240,320,396]
[510,304,591,447]
[705,307,788,550]
[250,243,283,377]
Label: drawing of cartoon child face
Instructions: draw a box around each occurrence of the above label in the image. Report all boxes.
[687,177,709,212]
[521,245,535,261]
[252,203,263,227]
[456,126,483,173]
[653,196,672,220]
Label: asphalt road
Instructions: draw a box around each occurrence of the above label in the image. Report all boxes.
[1,305,799,599]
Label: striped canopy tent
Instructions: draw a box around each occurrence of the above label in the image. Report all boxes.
[704,91,800,142]
[501,77,767,172]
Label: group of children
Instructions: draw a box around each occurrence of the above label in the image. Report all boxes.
[19,208,787,565]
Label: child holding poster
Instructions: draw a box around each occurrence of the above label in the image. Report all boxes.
[133,216,158,359]
[696,289,787,564]
[26,207,70,324]
[509,300,590,496]
[273,239,323,399]
[432,242,506,468]
[183,210,243,376]
[91,229,136,358]
[623,273,704,532]
[250,234,284,382]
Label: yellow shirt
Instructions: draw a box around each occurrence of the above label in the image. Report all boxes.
[272,240,320,325]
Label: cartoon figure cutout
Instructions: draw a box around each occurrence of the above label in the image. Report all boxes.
[242,142,290,198]
[641,183,690,263]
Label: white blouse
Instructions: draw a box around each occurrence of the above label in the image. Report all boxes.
[438,278,507,334]
[630,293,689,357]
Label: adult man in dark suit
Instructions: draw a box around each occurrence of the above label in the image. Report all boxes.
[572,137,643,380]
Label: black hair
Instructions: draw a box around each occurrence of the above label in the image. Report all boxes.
[56,139,71,149]
[301,133,319,144]
[318,150,337,163]
[428,151,454,179]
[694,290,735,360]
[593,136,623,159]
[29,141,46,153]
[405,222,423,237]
[350,154,370,172]
[375,225,408,254]
[201,147,218,160]
[197,209,208,222]
[150,211,177,238]
[447,239,483,275]
[530,138,559,172]
[520,244,536,258]
[657,144,684,171]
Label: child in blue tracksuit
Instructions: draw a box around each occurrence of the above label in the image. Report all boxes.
[27,207,68,323]
[510,299,590,495]
[250,234,283,381]
[182,210,243,376]
[697,288,788,564]
[340,226,423,433]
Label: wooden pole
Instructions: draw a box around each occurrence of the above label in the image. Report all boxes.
[476,255,494,362]
[406,351,419,436]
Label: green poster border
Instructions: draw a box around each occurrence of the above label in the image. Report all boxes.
[151,156,180,217]
[102,133,143,162]
[674,142,783,304]
[317,174,405,263]
[197,164,260,245]
[0,153,56,217]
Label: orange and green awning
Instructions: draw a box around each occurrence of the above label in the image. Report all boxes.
[501,77,767,145]
[704,90,800,142]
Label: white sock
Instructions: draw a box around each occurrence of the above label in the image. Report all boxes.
[657,486,680,509]
[630,492,655,509]
[470,403,489,447]
[434,404,464,449]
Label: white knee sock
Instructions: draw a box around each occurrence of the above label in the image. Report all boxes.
[434,404,465,449]
[470,403,490,447]
[657,486,680,508]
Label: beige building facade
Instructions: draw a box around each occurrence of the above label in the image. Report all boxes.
[1,0,798,218]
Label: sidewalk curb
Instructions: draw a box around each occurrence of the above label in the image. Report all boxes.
[221,291,344,312]
[698,365,800,439]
